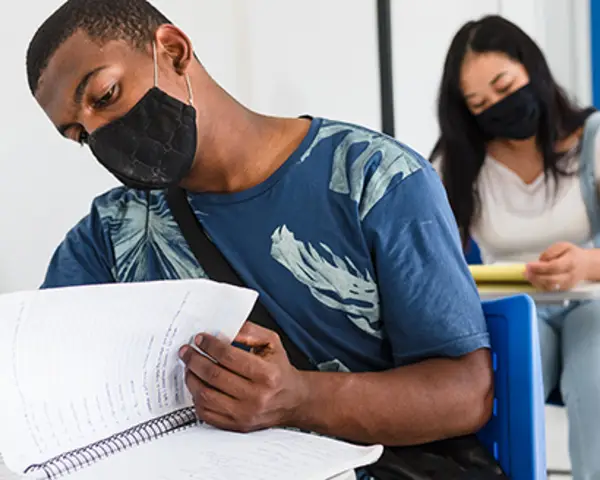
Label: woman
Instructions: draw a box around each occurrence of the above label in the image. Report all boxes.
[431,15,600,480]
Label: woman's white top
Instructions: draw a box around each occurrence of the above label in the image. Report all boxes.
[433,131,600,264]
[471,134,600,264]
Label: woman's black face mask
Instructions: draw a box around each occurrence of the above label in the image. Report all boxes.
[87,43,197,190]
[474,84,541,141]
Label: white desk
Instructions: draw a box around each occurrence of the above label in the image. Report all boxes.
[478,282,600,304]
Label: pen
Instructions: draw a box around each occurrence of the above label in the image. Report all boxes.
[187,335,219,364]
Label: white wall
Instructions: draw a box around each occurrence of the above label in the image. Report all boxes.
[0,0,379,293]
[0,3,118,294]
[390,0,592,158]
[503,0,592,103]
[540,0,592,105]
[389,0,502,156]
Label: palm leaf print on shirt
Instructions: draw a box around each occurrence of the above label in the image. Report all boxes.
[300,120,423,220]
[271,225,382,338]
[96,190,206,282]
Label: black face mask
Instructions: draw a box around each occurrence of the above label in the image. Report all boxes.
[474,84,541,140]
[87,43,197,190]
[88,87,197,190]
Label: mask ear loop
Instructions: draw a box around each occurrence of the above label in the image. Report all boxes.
[153,41,194,106]
[152,41,159,87]
[185,74,194,106]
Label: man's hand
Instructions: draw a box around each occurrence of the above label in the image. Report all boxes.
[179,322,309,433]
[525,242,589,291]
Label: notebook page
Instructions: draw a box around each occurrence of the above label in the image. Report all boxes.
[0,280,257,475]
[66,425,384,480]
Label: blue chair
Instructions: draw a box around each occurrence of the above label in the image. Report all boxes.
[465,237,483,265]
[465,238,563,406]
[469,237,568,477]
[478,294,547,480]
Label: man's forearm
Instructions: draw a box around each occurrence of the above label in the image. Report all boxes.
[288,349,493,446]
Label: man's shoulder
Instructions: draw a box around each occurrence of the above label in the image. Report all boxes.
[315,118,427,164]
[311,118,432,220]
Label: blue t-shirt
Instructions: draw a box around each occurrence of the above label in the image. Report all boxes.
[43,118,489,372]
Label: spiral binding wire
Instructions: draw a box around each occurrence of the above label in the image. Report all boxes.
[24,407,197,479]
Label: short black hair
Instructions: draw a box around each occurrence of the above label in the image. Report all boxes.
[26,0,171,94]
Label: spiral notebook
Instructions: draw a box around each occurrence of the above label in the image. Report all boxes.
[0,280,382,479]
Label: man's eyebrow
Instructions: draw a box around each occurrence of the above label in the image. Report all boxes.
[74,65,108,104]
[56,66,109,137]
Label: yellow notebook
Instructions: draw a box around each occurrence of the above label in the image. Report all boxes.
[468,264,528,284]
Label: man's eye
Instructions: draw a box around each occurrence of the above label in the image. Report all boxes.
[93,85,116,109]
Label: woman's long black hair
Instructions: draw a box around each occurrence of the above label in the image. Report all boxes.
[430,15,595,246]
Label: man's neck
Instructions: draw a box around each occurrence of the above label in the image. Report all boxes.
[181,88,311,194]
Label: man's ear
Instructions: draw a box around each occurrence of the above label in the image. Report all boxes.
[154,24,194,75]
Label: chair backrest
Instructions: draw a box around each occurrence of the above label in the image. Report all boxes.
[465,237,563,407]
[477,295,546,480]
[466,237,483,264]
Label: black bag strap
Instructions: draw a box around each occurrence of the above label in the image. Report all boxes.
[166,187,314,371]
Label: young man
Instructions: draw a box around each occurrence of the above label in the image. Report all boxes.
[28,0,492,453]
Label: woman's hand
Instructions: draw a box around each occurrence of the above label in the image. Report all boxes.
[525,242,589,291]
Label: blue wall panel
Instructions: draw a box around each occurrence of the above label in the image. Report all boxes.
[591,0,600,106]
